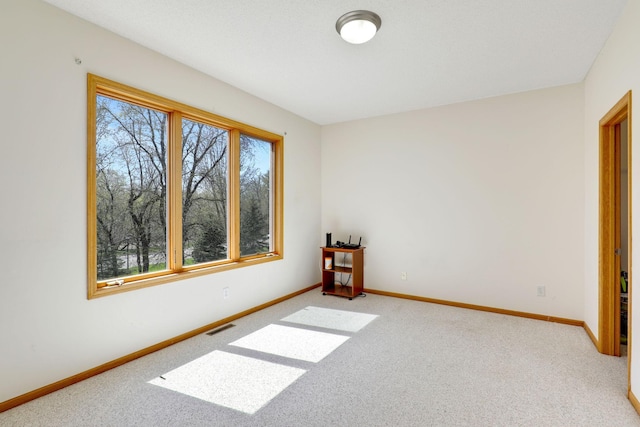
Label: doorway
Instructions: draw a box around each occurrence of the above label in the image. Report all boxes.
[599,91,632,359]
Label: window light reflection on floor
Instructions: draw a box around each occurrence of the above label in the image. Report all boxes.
[229,324,350,363]
[148,350,306,414]
[281,306,378,332]
[148,306,378,414]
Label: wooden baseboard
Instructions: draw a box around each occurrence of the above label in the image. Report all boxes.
[364,288,584,327]
[629,389,640,416]
[0,283,321,413]
[582,321,600,350]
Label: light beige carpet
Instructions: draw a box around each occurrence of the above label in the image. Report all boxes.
[2,289,639,426]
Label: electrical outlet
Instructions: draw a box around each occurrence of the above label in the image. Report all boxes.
[401,272,407,280]
[537,286,546,297]
[223,287,229,299]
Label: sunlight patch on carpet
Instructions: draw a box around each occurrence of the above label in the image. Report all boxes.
[229,324,349,362]
[148,350,306,414]
[281,306,378,332]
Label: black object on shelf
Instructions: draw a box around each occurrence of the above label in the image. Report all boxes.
[336,235,361,249]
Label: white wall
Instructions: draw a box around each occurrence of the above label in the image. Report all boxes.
[583,0,640,399]
[322,84,585,319]
[0,0,321,403]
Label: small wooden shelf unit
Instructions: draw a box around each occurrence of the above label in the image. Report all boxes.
[321,246,364,300]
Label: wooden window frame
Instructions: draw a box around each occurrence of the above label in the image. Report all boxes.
[87,74,283,299]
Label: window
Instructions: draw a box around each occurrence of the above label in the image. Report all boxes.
[87,74,283,298]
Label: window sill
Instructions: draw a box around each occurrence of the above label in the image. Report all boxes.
[88,253,282,299]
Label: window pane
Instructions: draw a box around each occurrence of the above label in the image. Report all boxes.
[239,135,272,257]
[95,95,168,280]
[182,118,229,265]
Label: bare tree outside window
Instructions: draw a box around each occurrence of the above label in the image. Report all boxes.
[96,95,168,280]
[182,118,229,265]
[239,135,271,256]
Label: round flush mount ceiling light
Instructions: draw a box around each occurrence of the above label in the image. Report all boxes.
[336,10,382,44]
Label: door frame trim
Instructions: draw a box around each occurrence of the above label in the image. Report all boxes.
[598,91,632,363]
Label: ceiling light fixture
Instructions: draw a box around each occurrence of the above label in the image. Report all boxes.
[336,10,381,44]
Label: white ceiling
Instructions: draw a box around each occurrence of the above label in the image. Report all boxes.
[43,0,627,125]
